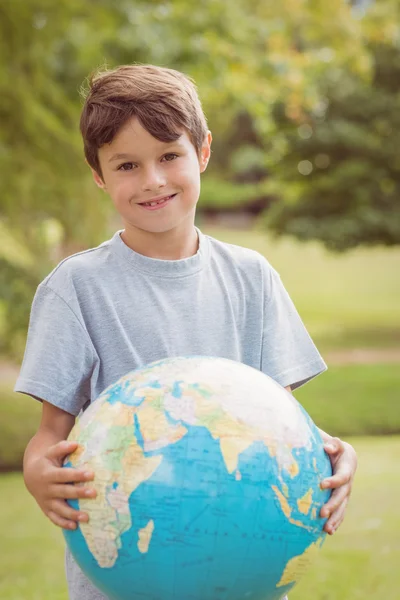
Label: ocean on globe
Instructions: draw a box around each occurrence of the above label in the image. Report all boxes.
[63,356,332,600]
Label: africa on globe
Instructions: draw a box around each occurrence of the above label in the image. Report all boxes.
[64,356,332,600]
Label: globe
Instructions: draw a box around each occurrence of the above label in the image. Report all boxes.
[64,356,332,600]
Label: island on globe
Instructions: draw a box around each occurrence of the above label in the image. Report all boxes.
[63,356,332,600]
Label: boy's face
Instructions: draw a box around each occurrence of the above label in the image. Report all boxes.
[92,117,211,235]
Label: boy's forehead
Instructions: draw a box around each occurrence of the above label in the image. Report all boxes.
[102,116,189,159]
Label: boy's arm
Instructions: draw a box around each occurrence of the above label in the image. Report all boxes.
[285,385,357,535]
[23,400,97,530]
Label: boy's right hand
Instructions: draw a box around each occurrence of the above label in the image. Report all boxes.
[29,440,97,530]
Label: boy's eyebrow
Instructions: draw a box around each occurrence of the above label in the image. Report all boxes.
[108,153,135,163]
[108,142,185,163]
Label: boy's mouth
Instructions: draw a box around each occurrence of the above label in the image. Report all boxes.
[138,194,177,210]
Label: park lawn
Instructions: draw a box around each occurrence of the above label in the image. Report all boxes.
[294,363,400,436]
[1,470,67,600]
[0,388,41,471]
[0,436,398,600]
[1,361,400,471]
[2,224,399,355]
[202,225,400,351]
[292,436,400,600]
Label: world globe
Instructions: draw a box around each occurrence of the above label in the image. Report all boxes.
[64,356,332,600]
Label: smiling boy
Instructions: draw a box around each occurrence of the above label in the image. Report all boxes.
[16,64,357,600]
[92,113,210,260]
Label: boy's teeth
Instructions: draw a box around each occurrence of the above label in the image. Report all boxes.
[143,195,172,207]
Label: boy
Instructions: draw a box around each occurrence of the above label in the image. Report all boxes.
[15,64,357,600]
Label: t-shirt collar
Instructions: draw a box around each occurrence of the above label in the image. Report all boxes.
[110,227,208,277]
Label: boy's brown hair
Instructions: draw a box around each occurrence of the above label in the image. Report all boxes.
[80,64,208,178]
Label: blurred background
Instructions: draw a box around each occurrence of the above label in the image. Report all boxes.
[1,0,399,598]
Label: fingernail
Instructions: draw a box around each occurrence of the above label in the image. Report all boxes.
[69,522,76,529]
[84,471,94,479]
[85,489,94,497]
[78,514,87,522]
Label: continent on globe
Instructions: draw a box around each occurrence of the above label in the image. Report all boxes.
[64,356,332,600]
[276,539,324,587]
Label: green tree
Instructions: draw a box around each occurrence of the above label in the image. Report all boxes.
[264,0,400,250]
[0,0,112,356]
[0,0,371,357]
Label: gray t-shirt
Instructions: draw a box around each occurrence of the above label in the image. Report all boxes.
[15,227,326,600]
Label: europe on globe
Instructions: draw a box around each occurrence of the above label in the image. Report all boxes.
[63,356,332,600]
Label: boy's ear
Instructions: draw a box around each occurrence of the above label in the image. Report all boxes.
[199,130,212,173]
[85,158,107,190]
[91,168,107,190]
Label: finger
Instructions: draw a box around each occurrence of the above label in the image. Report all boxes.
[323,497,349,535]
[47,499,89,525]
[46,441,79,461]
[320,485,350,518]
[52,467,94,484]
[51,483,97,501]
[320,465,352,490]
[324,437,345,455]
[47,510,79,530]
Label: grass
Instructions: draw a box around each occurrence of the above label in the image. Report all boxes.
[2,361,400,471]
[294,363,400,436]
[0,388,41,471]
[1,472,67,600]
[292,436,400,600]
[2,224,399,355]
[0,436,398,600]
[1,225,399,596]
[202,225,400,351]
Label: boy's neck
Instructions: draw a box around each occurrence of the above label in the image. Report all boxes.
[120,223,199,260]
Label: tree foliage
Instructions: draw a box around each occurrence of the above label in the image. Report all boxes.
[264,0,400,250]
[0,0,397,357]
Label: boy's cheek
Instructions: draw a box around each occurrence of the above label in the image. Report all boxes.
[110,187,132,209]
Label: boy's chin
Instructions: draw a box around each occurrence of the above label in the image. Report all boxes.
[122,218,195,236]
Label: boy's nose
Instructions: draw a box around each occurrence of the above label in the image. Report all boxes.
[141,166,167,192]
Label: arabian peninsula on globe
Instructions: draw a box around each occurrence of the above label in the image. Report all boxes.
[64,356,332,600]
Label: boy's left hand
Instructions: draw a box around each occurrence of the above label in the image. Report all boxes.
[319,436,358,535]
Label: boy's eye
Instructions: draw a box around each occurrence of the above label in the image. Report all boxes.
[118,162,135,171]
[163,153,178,162]
[117,154,178,171]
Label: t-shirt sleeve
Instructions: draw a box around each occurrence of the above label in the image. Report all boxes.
[14,283,96,416]
[261,262,327,390]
